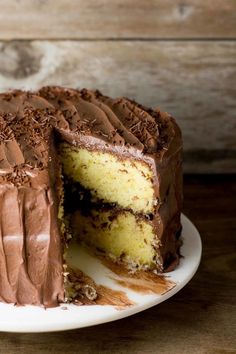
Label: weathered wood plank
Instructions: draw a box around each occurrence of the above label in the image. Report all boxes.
[0,0,236,39]
[0,176,236,352]
[0,40,235,173]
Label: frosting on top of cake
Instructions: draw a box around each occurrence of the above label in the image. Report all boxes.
[0,86,181,187]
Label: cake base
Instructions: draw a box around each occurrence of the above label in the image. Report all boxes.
[0,214,202,333]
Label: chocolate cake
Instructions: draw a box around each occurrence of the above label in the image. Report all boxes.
[0,86,183,307]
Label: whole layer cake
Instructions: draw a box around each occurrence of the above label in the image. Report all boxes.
[0,86,183,307]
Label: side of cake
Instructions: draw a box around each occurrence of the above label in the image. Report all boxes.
[0,86,183,307]
[0,91,65,306]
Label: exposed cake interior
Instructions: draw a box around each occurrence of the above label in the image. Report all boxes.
[71,209,157,269]
[60,144,155,214]
[60,143,159,270]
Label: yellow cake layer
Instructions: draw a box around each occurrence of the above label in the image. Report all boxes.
[71,209,158,269]
[60,144,155,214]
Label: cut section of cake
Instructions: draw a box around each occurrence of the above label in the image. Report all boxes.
[0,86,182,307]
[61,147,155,213]
[40,87,183,273]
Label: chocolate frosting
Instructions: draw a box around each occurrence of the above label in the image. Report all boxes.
[0,86,182,306]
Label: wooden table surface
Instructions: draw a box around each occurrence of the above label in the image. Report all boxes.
[0,175,235,354]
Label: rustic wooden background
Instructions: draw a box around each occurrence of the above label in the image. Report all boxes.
[1,175,236,353]
[0,0,235,173]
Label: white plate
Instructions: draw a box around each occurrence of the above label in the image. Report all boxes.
[0,214,201,333]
